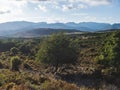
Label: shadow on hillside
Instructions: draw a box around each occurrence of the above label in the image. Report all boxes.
[56,72,120,90]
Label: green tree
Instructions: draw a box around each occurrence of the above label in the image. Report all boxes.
[36,33,79,71]
[11,56,21,71]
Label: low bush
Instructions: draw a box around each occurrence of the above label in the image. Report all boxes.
[11,56,21,71]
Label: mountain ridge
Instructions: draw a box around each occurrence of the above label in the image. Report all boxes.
[0,21,120,37]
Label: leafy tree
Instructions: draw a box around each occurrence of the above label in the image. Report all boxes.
[36,33,79,71]
[11,56,21,71]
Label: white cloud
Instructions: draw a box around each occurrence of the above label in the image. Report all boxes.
[0,0,27,15]
[68,0,112,6]
[62,3,87,11]
[83,0,112,6]
[72,13,88,16]
[0,10,10,14]
[61,0,112,11]
[0,0,116,23]
[78,4,87,9]
[62,5,68,11]
[38,5,47,12]
[62,4,73,11]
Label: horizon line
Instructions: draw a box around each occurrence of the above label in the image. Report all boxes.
[0,20,120,25]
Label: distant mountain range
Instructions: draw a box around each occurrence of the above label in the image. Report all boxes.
[0,21,120,37]
[14,28,82,38]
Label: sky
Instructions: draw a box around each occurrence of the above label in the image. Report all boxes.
[0,0,120,24]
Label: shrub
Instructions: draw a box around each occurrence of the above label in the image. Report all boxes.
[36,33,79,71]
[10,47,19,55]
[11,56,21,71]
[95,31,120,74]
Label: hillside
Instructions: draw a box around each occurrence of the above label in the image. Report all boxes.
[0,30,120,90]
[0,21,120,37]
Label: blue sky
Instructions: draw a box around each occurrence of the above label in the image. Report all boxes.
[0,0,120,24]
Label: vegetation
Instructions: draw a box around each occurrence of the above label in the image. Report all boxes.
[0,31,120,90]
[36,33,79,71]
[95,31,120,74]
[10,47,19,55]
[11,56,21,71]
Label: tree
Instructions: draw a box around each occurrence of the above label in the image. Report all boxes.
[11,56,21,71]
[36,33,79,71]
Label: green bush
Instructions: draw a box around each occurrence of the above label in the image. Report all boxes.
[36,33,79,71]
[10,47,19,55]
[11,56,21,71]
[95,31,120,74]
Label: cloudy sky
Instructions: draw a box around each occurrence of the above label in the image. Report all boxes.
[0,0,120,23]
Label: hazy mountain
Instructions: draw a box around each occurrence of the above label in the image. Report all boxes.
[0,21,120,37]
[13,28,82,38]
[77,22,112,31]
[112,23,120,29]
[0,21,34,35]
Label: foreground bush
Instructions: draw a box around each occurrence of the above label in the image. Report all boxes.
[95,31,120,74]
[36,33,79,71]
[11,56,21,71]
[10,47,19,55]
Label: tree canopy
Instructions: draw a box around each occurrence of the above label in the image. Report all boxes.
[36,33,79,67]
